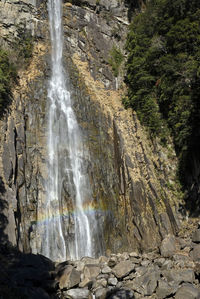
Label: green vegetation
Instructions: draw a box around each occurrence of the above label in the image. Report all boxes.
[0,49,17,114]
[108,46,124,77]
[13,28,34,62]
[124,0,200,187]
[0,29,34,116]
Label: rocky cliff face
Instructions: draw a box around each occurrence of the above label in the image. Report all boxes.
[0,0,49,250]
[61,0,180,253]
[0,0,181,256]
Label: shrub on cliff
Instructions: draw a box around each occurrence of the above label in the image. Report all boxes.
[124,0,200,191]
[0,49,17,114]
[0,29,34,116]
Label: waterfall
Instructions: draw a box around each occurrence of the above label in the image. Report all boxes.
[36,0,103,261]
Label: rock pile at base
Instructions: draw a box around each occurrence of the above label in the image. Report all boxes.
[1,229,200,298]
[55,232,200,299]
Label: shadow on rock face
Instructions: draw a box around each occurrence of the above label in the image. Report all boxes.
[124,0,146,22]
[0,244,57,299]
[0,176,8,246]
[106,288,135,299]
[0,175,57,298]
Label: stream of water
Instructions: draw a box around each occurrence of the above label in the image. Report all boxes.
[37,0,102,261]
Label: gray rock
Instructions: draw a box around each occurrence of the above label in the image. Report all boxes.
[84,264,101,280]
[81,257,99,265]
[179,238,192,249]
[135,266,148,276]
[99,256,109,264]
[108,277,118,286]
[120,252,129,260]
[161,259,173,270]
[156,280,178,299]
[126,270,160,296]
[129,257,141,264]
[112,261,135,278]
[190,244,200,262]
[95,287,107,299]
[192,229,200,243]
[173,253,191,262]
[141,260,150,267]
[63,288,92,299]
[105,288,135,298]
[58,265,81,290]
[154,258,166,267]
[108,256,118,267]
[129,252,140,258]
[97,274,109,280]
[160,234,176,258]
[162,269,195,284]
[79,277,93,288]
[93,278,107,289]
[175,284,200,299]
[101,265,112,274]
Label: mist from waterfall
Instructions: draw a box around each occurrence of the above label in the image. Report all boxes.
[36,0,103,262]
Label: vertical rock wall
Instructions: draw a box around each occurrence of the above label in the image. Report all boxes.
[62,0,180,253]
[0,0,181,255]
[0,0,49,251]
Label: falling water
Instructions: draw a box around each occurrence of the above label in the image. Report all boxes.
[37,0,102,261]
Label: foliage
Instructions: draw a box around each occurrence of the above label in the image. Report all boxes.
[13,28,34,62]
[0,48,17,114]
[125,0,200,188]
[0,29,34,116]
[108,46,124,77]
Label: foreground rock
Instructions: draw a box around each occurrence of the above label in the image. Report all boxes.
[53,232,200,299]
[160,234,177,258]
[2,227,200,299]
[57,265,81,289]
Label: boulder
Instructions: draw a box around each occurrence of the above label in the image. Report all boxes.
[105,288,135,298]
[108,277,118,286]
[95,287,107,299]
[154,258,166,267]
[93,278,107,289]
[125,270,160,296]
[108,256,117,267]
[57,265,81,290]
[162,269,195,284]
[79,277,93,288]
[141,260,150,267]
[99,256,109,264]
[101,266,112,274]
[63,288,92,299]
[81,257,99,265]
[190,244,200,262]
[129,252,140,258]
[135,265,148,276]
[74,261,85,272]
[160,234,176,257]
[192,229,200,243]
[161,259,173,270]
[112,261,135,278]
[83,264,101,280]
[175,284,200,299]
[120,252,129,260]
[156,280,178,299]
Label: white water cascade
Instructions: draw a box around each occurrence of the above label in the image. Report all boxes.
[36,0,102,261]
